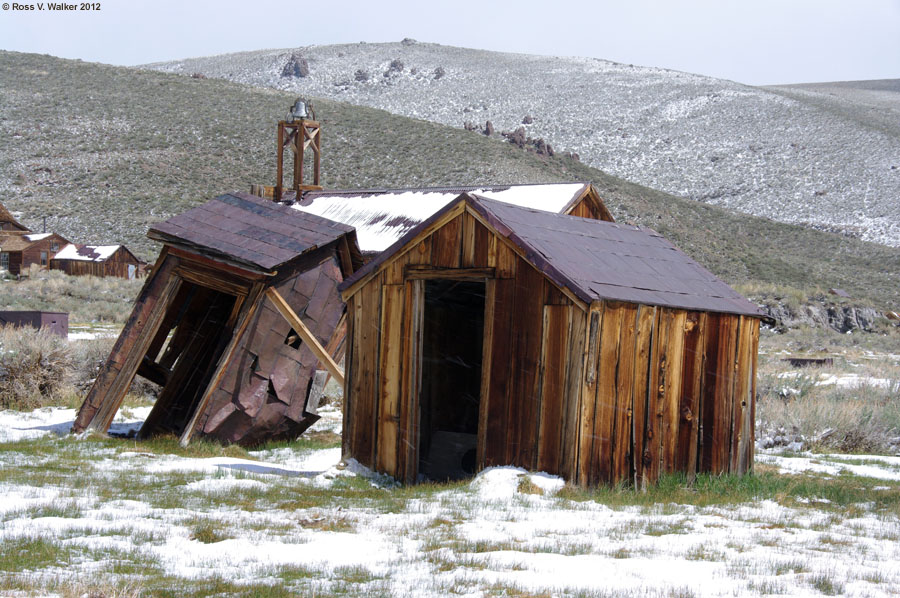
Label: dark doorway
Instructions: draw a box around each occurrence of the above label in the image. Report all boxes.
[137,281,238,438]
[419,279,486,481]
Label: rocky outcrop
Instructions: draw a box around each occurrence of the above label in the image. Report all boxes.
[281,52,309,78]
[760,301,882,333]
[502,126,554,156]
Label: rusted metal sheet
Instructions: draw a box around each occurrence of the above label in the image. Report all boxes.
[0,310,68,337]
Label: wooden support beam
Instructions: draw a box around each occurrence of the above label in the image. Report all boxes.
[265,287,345,386]
[404,266,495,280]
[137,356,170,387]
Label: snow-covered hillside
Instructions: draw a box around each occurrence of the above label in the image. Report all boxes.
[146,41,900,247]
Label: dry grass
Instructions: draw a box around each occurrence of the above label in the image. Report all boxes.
[756,330,900,453]
[0,325,73,409]
[0,265,142,323]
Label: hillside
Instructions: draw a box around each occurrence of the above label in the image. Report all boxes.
[1,51,899,308]
[145,41,900,247]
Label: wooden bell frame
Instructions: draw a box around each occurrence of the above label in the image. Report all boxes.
[275,118,322,201]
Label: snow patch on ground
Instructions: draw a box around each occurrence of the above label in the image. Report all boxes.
[3,407,900,595]
[0,405,151,443]
[758,451,900,481]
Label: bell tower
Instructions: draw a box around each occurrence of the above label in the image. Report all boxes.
[275,98,322,201]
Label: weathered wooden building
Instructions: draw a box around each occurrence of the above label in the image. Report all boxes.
[284,182,614,256]
[0,232,70,275]
[50,244,145,279]
[0,202,29,233]
[339,194,764,487]
[73,192,362,446]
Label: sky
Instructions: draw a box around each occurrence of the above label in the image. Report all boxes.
[0,0,898,86]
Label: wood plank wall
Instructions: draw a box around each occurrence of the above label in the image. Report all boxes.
[579,303,759,487]
[51,249,143,279]
[344,208,760,485]
[345,211,585,481]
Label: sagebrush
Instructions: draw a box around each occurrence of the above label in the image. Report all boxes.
[0,325,73,409]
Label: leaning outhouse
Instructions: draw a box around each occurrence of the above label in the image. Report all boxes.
[73,192,362,446]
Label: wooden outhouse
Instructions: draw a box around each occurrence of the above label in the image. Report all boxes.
[339,194,765,486]
[73,192,361,446]
[50,244,145,279]
[0,232,70,275]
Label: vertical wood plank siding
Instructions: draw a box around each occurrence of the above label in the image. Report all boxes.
[343,206,760,485]
[536,304,571,475]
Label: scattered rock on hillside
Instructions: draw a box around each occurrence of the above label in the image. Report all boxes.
[281,52,309,78]
[354,69,369,82]
[522,115,534,124]
[760,302,881,333]
[384,59,404,77]
[502,126,554,156]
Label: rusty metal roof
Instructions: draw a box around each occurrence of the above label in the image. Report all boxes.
[292,183,593,253]
[149,192,358,272]
[343,194,765,318]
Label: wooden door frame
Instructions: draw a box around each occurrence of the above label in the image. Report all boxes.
[404,274,493,481]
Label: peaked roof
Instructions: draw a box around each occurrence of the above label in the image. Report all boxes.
[148,192,360,273]
[291,182,607,253]
[0,202,28,231]
[0,231,68,252]
[342,194,765,318]
[53,243,127,262]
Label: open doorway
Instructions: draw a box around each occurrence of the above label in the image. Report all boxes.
[136,281,238,438]
[418,279,486,481]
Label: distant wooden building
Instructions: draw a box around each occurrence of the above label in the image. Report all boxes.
[50,244,145,279]
[285,182,614,256]
[0,232,70,275]
[0,202,29,233]
[339,194,764,487]
[73,193,361,447]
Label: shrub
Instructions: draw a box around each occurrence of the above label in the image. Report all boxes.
[756,357,900,453]
[0,325,73,410]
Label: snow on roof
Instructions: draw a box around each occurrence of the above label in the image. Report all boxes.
[24,233,53,241]
[53,243,121,262]
[293,183,589,253]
